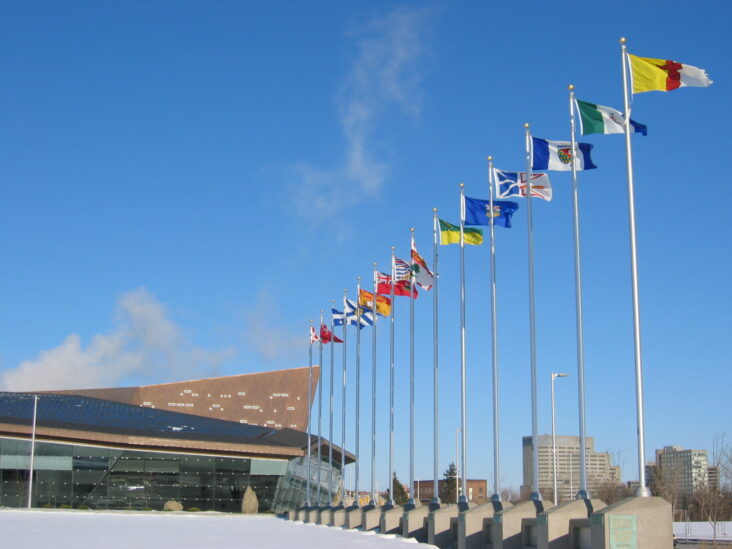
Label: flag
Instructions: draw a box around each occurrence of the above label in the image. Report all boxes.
[393,258,412,282]
[464,196,519,228]
[628,54,712,94]
[332,308,346,327]
[575,99,647,136]
[358,289,392,317]
[532,137,597,171]
[494,169,553,201]
[411,243,434,290]
[344,298,374,328]
[320,323,343,343]
[438,219,483,245]
[310,325,319,343]
[376,272,418,298]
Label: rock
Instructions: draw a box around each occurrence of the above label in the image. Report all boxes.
[163,500,183,511]
[242,486,259,514]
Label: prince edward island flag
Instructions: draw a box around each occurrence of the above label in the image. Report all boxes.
[531,136,597,171]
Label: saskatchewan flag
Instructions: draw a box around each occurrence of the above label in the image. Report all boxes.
[439,219,483,246]
[575,99,647,136]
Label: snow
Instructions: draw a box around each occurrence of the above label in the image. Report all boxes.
[0,509,437,549]
[673,521,732,542]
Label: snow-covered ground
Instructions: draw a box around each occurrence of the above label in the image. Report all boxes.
[673,521,732,542]
[0,509,437,549]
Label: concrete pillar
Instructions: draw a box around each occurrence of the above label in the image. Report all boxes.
[331,506,348,527]
[362,505,383,531]
[485,500,552,549]
[402,504,431,541]
[380,505,403,534]
[458,501,512,549]
[534,499,604,549]
[428,504,460,548]
[287,509,299,521]
[589,496,671,549]
[344,506,363,529]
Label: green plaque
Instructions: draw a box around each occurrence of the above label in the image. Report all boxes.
[609,514,637,549]
[537,514,548,525]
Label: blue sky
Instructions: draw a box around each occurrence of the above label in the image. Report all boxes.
[1,1,730,493]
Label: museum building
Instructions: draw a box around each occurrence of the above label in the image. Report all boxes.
[0,366,352,512]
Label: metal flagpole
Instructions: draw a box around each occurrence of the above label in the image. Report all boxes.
[407,228,416,509]
[340,289,348,507]
[431,209,441,509]
[487,157,502,506]
[458,183,469,511]
[524,123,541,503]
[27,394,39,509]
[387,247,396,508]
[355,277,362,508]
[369,263,378,507]
[568,85,590,500]
[317,311,324,506]
[307,320,314,508]
[329,298,336,506]
[620,37,651,497]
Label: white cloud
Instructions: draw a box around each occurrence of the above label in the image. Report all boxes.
[243,288,304,364]
[293,6,430,222]
[0,288,233,392]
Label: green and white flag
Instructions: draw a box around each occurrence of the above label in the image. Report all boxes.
[575,99,647,136]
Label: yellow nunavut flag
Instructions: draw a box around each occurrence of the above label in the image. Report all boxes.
[358,289,391,317]
[629,54,713,94]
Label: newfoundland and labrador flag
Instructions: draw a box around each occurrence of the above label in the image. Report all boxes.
[464,196,519,228]
[575,99,647,136]
[494,169,552,201]
[531,137,597,171]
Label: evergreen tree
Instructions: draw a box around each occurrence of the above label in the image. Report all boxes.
[440,462,459,504]
[392,472,409,505]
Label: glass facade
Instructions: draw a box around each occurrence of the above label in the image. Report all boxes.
[0,436,340,512]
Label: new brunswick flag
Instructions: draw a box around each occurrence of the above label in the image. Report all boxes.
[629,54,712,93]
[358,289,392,317]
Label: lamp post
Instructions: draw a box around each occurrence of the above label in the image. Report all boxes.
[551,372,569,504]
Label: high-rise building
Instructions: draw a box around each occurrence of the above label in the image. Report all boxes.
[654,446,710,496]
[521,435,620,502]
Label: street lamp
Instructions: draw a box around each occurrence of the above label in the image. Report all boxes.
[551,372,569,504]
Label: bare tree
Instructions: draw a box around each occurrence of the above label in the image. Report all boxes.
[690,434,732,549]
[593,482,634,505]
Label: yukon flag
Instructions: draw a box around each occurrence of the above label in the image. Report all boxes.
[628,54,712,94]
[575,99,647,136]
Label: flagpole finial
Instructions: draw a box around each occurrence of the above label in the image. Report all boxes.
[433,207,437,213]
[620,37,626,44]
[568,84,574,91]
[410,227,414,233]
[373,262,377,267]
[344,288,347,294]
[391,246,395,252]
[357,275,361,281]
[459,182,464,188]
[524,122,530,129]
[488,155,493,161]
[331,299,335,305]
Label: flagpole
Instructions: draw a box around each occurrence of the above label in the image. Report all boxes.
[620,37,651,497]
[369,263,378,507]
[329,298,336,506]
[355,276,362,508]
[386,247,396,508]
[458,183,468,511]
[407,227,416,509]
[525,123,541,503]
[568,85,590,500]
[307,319,314,508]
[487,157,502,505]
[27,394,39,509]
[340,289,348,507]
[431,209,441,509]
[317,311,324,506]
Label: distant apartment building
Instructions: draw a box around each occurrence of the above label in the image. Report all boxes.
[521,435,621,502]
[654,446,710,496]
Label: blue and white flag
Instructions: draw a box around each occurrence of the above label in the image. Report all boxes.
[494,169,552,202]
[344,298,374,328]
[531,137,597,171]
[332,308,346,327]
[464,196,519,228]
